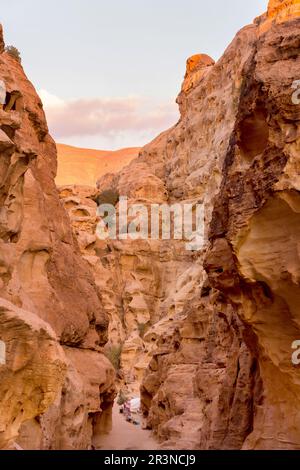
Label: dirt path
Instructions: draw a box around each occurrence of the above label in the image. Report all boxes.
[97,405,159,450]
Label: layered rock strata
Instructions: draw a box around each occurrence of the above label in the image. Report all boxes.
[88,0,300,449]
[0,27,115,450]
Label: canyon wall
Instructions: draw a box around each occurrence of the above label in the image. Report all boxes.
[89,0,300,449]
[141,0,300,449]
[56,144,140,187]
[1,0,299,451]
[0,27,115,450]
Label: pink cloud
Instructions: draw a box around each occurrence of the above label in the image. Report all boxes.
[40,91,179,144]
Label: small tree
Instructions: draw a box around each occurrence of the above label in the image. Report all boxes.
[5,46,21,64]
[105,345,122,371]
[137,322,147,338]
[95,189,119,207]
[117,390,128,406]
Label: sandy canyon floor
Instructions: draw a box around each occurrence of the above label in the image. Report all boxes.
[97,406,159,451]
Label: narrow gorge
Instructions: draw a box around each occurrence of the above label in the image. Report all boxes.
[0,0,300,451]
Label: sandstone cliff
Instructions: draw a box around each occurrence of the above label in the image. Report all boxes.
[0,27,115,449]
[3,0,299,451]
[56,144,140,187]
[82,0,300,449]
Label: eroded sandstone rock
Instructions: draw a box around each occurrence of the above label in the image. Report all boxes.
[0,298,66,449]
[21,0,299,450]
[83,0,300,449]
[0,27,116,449]
[204,5,300,449]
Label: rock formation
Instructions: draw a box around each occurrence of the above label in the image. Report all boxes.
[141,0,300,449]
[85,0,299,449]
[204,0,300,449]
[1,0,299,451]
[56,144,140,186]
[0,27,116,449]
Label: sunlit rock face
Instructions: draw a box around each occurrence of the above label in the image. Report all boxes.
[0,27,115,449]
[5,0,298,450]
[82,0,300,449]
[205,5,300,449]
[181,54,215,94]
[267,0,300,22]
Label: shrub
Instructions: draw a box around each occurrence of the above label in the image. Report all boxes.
[105,345,122,371]
[117,390,128,406]
[5,46,21,63]
[95,189,119,207]
[137,322,148,338]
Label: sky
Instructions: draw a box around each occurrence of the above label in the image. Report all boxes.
[1,0,268,150]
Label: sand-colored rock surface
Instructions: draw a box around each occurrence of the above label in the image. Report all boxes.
[58,184,126,349]
[204,3,300,448]
[71,0,300,450]
[267,0,300,22]
[97,405,158,450]
[56,144,140,187]
[141,0,300,449]
[0,298,66,449]
[0,27,116,449]
[1,0,300,451]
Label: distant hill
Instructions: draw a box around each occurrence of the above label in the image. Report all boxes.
[56,143,140,187]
